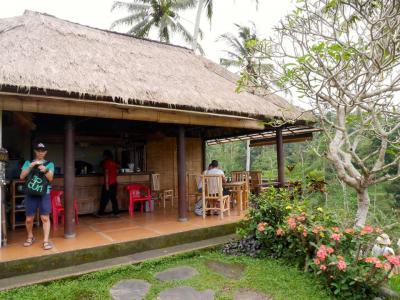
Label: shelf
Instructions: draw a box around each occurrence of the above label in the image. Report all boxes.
[14,195,25,198]
[14,208,25,212]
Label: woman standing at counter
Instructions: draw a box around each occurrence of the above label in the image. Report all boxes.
[96,150,120,217]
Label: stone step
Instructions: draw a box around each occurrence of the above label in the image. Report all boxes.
[0,234,235,291]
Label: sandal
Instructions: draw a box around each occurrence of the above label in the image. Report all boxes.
[23,236,35,247]
[42,241,53,250]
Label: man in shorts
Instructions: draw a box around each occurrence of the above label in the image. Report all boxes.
[20,142,55,250]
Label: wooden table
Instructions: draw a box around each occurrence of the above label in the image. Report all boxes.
[224,181,246,215]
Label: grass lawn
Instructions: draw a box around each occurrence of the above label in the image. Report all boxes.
[0,251,333,300]
[389,275,400,294]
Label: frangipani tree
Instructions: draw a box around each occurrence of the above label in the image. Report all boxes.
[242,0,400,227]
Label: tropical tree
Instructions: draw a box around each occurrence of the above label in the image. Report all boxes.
[241,0,400,227]
[192,0,259,52]
[111,0,203,51]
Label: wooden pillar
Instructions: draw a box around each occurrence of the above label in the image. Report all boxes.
[201,138,207,171]
[64,117,76,239]
[276,127,285,187]
[177,126,187,221]
[245,140,251,171]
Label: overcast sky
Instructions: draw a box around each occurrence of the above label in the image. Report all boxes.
[0,0,296,63]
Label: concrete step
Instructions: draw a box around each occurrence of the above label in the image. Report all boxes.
[0,234,235,291]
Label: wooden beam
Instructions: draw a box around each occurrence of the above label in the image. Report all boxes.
[177,126,187,222]
[64,117,76,239]
[250,133,313,147]
[0,95,265,130]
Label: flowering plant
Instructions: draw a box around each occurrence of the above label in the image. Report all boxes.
[244,188,399,299]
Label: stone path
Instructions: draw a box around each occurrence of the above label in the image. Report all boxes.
[234,288,273,300]
[157,286,215,300]
[155,266,199,281]
[205,260,246,280]
[110,279,150,300]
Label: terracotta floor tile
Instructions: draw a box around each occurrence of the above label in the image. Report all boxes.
[90,220,139,232]
[103,227,160,242]
[144,221,202,235]
[0,243,57,262]
[50,232,111,252]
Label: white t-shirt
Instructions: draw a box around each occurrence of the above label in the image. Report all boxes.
[204,168,225,194]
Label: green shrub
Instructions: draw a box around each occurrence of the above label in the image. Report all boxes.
[238,188,400,299]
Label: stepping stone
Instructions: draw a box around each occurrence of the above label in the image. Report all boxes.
[155,266,199,281]
[110,279,150,300]
[205,260,246,280]
[234,288,274,300]
[158,286,215,300]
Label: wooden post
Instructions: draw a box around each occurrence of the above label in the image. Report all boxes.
[276,127,285,187]
[64,117,76,239]
[177,126,187,221]
[245,140,251,171]
[201,138,207,171]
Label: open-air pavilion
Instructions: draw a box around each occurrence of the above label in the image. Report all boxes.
[0,11,315,279]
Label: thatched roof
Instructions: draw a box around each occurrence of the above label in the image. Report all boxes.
[0,11,311,123]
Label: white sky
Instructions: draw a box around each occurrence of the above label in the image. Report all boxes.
[0,0,296,64]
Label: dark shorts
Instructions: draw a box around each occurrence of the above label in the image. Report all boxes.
[25,194,51,216]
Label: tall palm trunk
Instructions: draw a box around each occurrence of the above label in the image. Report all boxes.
[192,0,205,51]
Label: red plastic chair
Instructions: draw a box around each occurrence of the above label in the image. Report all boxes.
[50,190,79,227]
[126,184,152,216]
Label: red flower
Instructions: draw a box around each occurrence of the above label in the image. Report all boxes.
[314,258,321,265]
[360,225,374,235]
[327,247,334,254]
[303,230,308,237]
[388,256,400,266]
[365,257,380,264]
[276,228,285,236]
[317,245,330,261]
[330,233,343,241]
[320,264,327,271]
[287,217,297,230]
[375,262,384,269]
[384,262,392,270]
[296,215,306,222]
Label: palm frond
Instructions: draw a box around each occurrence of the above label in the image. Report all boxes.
[111,1,150,12]
[110,11,149,29]
[173,0,197,10]
[128,17,153,37]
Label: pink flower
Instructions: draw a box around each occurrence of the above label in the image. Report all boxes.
[360,225,374,235]
[365,257,380,264]
[331,233,343,241]
[375,262,384,269]
[327,247,334,254]
[257,222,267,232]
[336,260,347,271]
[296,215,306,222]
[303,230,308,237]
[317,245,329,261]
[287,217,297,230]
[276,228,285,236]
[384,262,392,270]
[314,258,321,265]
[320,265,327,271]
[388,256,400,266]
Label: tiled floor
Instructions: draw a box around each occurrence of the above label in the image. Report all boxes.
[0,207,244,262]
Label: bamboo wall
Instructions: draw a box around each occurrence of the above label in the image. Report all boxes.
[146,137,203,193]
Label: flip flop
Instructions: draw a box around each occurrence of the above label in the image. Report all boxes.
[42,241,53,250]
[23,236,35,247]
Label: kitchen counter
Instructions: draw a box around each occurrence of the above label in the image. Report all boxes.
[52,173,151,214]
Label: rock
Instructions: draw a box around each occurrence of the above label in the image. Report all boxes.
[155,266,199,281]
[205,260,246,280]
[379,286,400,299]
[110,279,150,300]
[157,286,215,300]
[234,288,274,300]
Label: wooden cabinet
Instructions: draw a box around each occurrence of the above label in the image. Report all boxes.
[52,174,151,214]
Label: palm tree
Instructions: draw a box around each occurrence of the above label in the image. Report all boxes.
[111,0,203,51]
[218,23,275,89]
[192,0,259,52]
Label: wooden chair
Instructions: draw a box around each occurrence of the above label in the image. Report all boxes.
[161,189,174,208]
[151,173,162,207]
[231,171,250,209]
[201,175,230,219]
[249,171,262,193]
[187,173,202,211]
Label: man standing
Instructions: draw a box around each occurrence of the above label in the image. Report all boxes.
[20,142,54,250]
[96,150,119,217]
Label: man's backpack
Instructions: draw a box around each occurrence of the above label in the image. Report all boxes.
[24,161,51,196]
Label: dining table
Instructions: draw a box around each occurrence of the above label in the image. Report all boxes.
[223,180,247,215]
